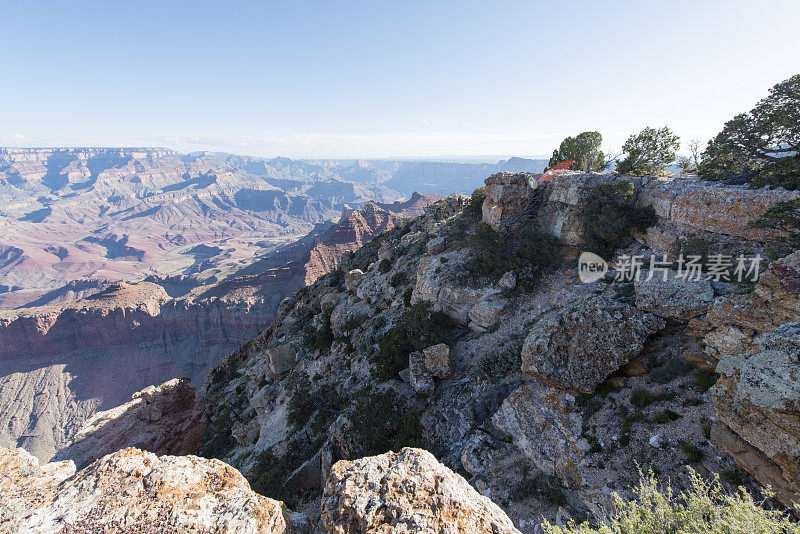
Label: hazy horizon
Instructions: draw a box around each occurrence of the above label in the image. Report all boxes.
[3,0,799,159]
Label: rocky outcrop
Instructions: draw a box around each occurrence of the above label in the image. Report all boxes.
[709,323,800,511]
[634,274,714,321]
[482,172,535,233]
[0,447,291,533]
[54,379,203,469]
[320,447,520,533]
[521,295,664,393]
[700,251,800,362]
[529,172,796,251]
[411,252,501,325]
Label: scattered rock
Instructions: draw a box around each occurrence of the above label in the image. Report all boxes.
[649,434,664,448]
[681,350,717,371]
[267,343,298,377]
[521,295,665,393]
[492,381,585,487]
[423,343,452,378]
[320,447,520,533]
[498,271,517,289]
[409,352,435,396]
[468,295,507,333]
[345,269,364,291]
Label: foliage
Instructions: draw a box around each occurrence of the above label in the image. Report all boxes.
[630,388,654,408]
[285,372,344,432]
[695,370,718,392]
[390,271,408,287]
[650,358,691,384]
[751,197,800,247]
[679,442,705,463]
[466,220,562,288]
[616,126,680,176]
[581,181,657,258]
[302,308,334,353]
[346,388,423,457]
[373,301,455,381]
[475,339,523,380]
[652,409,681,424]
[249,439,315,504]
[199,408,235,459]
[464,186,486,220]
[542,469,798,534]
[676,155,695,174]
[549,131,605,172]
[378,258,392,273]
[699,74,800,189]
[402,287,414,307]
[512,464,567,505]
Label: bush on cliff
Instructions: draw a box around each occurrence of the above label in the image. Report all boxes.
[467,220,562,288]
[373,301,455,381]
[549,131,605,172]
[751,196,800,248]
[346,388,424,458]
[543,469,798,534]
[581,181,657,259]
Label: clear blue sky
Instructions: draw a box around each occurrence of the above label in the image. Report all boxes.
[2,0,798,159]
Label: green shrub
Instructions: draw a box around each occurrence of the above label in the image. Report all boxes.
[751,197,800,248]
[652,409,681,424]
[721,468,744,486]
[466,220,562,288]
[464,186,486,220]
[402,287,414,307]
[475,340,523,380]
[285,372,344,432]
[650,357,691,384]
[390,271,408,287]
[302,309,334,353]
[347,388,423,457]
[695,370,718,392]
[373,302,455,381]
[581,181,657,259]
[199,408,235,459]
[511,468,567,505]
[631,388,655,408]
[679,441,705,463]
[543,469,798,533]
[378,258,392,273]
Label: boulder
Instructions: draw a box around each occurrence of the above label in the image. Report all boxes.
[320,447,520,533]
[345,269,364,291]
[468,295,507,332]
[521,295,664,393]
[0,447,292,533]
[492,381,586,487]
[267,343,298,378]
[634,274,714,321]
[400,231,424,247]
[482,172,535,233]
[709,322,800,512]
[498,271,517,289]
[409,352,435,396]
[423,343,452,379]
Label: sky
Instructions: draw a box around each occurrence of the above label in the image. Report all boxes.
[1,0,799,160]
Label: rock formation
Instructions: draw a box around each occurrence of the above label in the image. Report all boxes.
[54,378,202,469]
[710,323,800,511]
[521,295,664,393]
[0,447,291,533]
[320,448,520,533]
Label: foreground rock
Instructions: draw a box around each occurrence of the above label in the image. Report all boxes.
[54,378,203,469]
[709,322,800,512]
[321,447,520,533]
[634,274,714,321]
[0,447,291,533]
[521,295,664,393]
